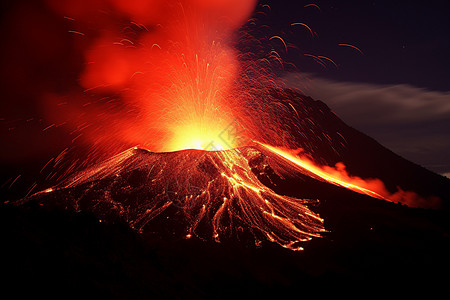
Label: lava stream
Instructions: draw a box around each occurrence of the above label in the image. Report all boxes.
[256,142,439,209]
[29,146,326,251]
[258,142,388,200]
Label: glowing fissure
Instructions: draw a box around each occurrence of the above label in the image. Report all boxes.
[258,142,387,200]
[33,147,325,251]
[257,142,439,208]
[181,149,325,250]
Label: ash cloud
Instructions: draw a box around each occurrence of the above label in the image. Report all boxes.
[285,74,450,176]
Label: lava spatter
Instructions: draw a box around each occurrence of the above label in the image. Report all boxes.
[24,146,325,251]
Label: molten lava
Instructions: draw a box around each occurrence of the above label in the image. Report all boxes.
[258,143,387,200]
[256,142,439,209]
[28,146,326,251]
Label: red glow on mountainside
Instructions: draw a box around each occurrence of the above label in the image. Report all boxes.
[258,143,441,209]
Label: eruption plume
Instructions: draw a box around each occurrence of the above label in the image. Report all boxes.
[44,0,257,153]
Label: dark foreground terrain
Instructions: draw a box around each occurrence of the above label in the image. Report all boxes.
[2,145,450,297]
[2,191,450,298]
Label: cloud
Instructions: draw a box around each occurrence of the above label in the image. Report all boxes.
[284,73,450,175]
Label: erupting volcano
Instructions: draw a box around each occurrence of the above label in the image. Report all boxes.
[2,0,450,296]
[26,144,326,251]
[13,0,446,251]
[21,87,446,250]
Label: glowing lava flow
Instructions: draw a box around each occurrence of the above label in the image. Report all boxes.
[211,149,325,250]
[29,146,326,251]
[258,142,392,201]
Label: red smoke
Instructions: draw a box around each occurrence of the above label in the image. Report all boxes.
[42,0,257,153]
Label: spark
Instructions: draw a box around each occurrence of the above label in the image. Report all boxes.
[40,158,55,173]
[9,175,21,189]
[68,30,85,36]
[304,53,327,69]
[291,22,314,37]
[304,4,321,11]
[25,183,37,198]
[269,35,288,53]
[338,43,364,55]
[42,124,56,131]
[318,55,339,68]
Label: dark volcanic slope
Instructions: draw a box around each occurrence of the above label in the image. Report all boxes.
[252,88,450,207]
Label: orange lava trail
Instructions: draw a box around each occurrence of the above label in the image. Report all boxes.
[258,142,388,200]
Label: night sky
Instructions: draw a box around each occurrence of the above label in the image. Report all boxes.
[260,0,450,91]
[0,0,449,200]
[253,0,450,176]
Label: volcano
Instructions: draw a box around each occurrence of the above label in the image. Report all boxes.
[20,145,328,251]
[2,89,450,296]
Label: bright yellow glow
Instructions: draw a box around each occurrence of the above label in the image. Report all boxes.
[167,121,238,151]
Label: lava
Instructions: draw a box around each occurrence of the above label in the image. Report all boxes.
[257,142,440,209]
[258,142,387,200]
[28,146,326,251]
